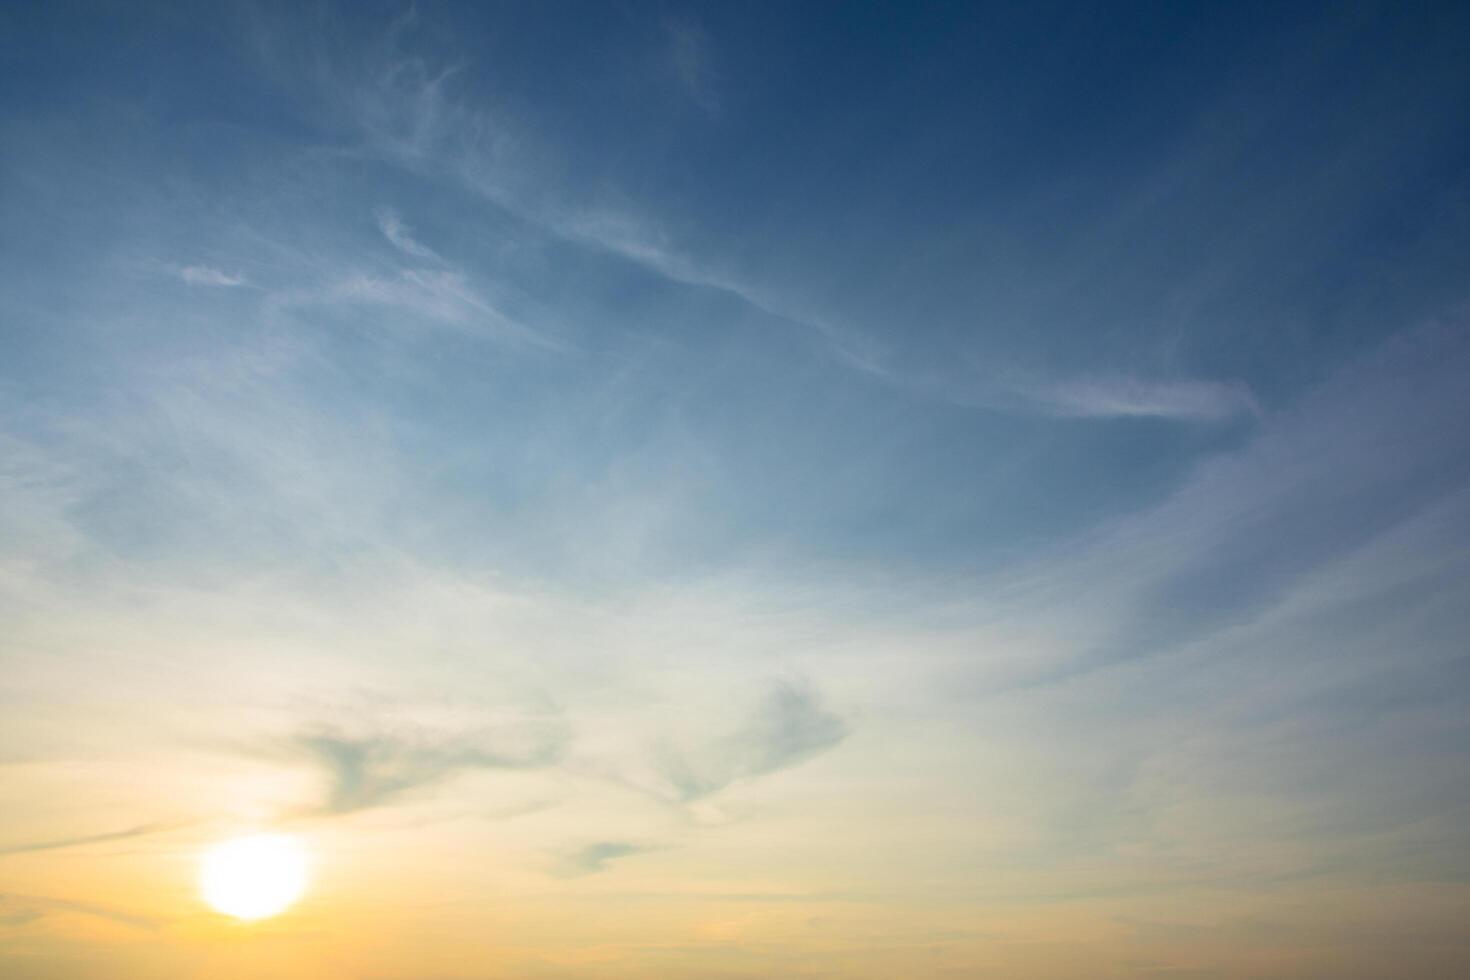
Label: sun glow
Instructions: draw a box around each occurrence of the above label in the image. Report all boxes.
[199,834,309,921]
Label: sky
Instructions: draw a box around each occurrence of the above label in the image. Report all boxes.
[2,1,1470,977]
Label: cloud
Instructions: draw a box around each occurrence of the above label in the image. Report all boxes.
[301,9,1273,432]
[1026,376,1261,422]
[271,268,551,346]
[557,840,649,876]
[1081,324,1470,658]
[0,907,41,929]
[0,821,184,856]
[872,364,1263,423]
[292,723,568,815]
[0,893,161,931]
[665,19,718,115]
[374,207,441,261]
[655,679,849,803]
[963,321,1470,692]
[333,269,475,321]
[252,5,1349,443]
[179,265,246,287]
[279,16,872,368]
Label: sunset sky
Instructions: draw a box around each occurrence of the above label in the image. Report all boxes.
[3,2,1470,977]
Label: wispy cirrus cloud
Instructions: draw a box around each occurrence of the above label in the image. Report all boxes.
[267,267,552,347]
[291,723,569,816]
[852,359,1266,424]
[331,269,479,322]
[556,840,650,876]
[0,821,186,857]
[0,893,162,931]
[665,18,719,115]
[375,207,441,261]
[270,15,899,383]
[179,265,246,287]
[324,54,1259,426]
[1022,375,1262,422]
[654,678,849,803]
[951,321,1470,693]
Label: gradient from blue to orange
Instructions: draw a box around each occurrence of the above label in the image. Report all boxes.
[3,2,1470,977]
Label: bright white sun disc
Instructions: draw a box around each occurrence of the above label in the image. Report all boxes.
[200,834,309,920]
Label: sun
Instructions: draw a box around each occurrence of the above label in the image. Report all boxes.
[200,834,309,921]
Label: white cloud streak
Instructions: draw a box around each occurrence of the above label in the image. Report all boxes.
[1024,375,1262,421]
[179,265,245,287]
[374,207,441,261]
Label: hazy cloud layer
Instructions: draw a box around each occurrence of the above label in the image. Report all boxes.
[655,680,849,803]
[557,840,649,876]
[293,724,569,815]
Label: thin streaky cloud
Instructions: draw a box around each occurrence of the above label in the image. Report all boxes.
[375,207,442,261]
[0,894,163,931]
[1023,376,1262,422]
[0,822,187,857]
[291,724,569,816]
[665,18,719,115]
[264,268,556,348]
[178,265,246,287]
[556,840,650,877]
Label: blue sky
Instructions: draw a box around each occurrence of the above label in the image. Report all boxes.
[3,2,1470,977]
